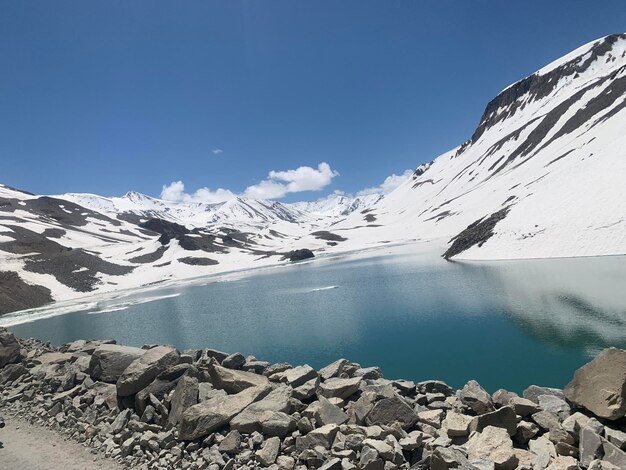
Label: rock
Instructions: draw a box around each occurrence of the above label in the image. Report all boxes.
[292,377,319,401]
[416,380,454,396]
[256,436,281,466]
[564,348,626,420]
[431,447,475,470]
[117,346,180,396]
[354,367,383,380]
[261,411,296,438]
[88,344,146,383]
[111,408,132,434]
[209,363,270,393]
[602,437,626,468]
[418,409,444,429]
[295,424,339,450]
[168,375,199,425]
[538,394,571,420]
[359,445,384,470]
[222,352,246,370]
[0,362,27,383]
[545,456,579,470]
[319,457,342,470]
[523,385,567,404]
[219,430,242,455]
[318,376,362,400]
[365,396,418,430]
[509,396,541,417]
[0,328,21,368]
[529,436,557,469]
[467,426,518,470]
[276,455,296,470]
[178,384,271,440]
[230,385,291,433]
[605,427,626,450]
[442,411,473,437]
[515,421,539,445]
[315,396,349,426]
[280,364,318,388]
[532,411,561,432]
[469,406,517,437]
[492,389,518,408]
[319,359,348,380]
[286,249,314,262]
[459,380,494,415]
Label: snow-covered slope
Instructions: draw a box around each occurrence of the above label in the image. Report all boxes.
[314,33,626,260]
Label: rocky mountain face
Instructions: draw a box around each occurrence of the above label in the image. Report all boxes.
[2,329,626,469]
[1,34,625,314]
[325,33,626,260]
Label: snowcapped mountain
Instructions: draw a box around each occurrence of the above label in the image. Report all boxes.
[2,33,625,315]
[308,33,626,260]
[57,191,379,231]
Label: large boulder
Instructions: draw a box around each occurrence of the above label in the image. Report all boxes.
[0,328,21,368]
[365,396,418,430]
[466,426,518,470]
[564,348,626,420]
[117,346,181,396]
[178,384,271,440]
[317,376,362,400]
[88,344,146,383]
[209,363,270,393]
[230,385,291,433]
[459,379,494,415]
[168,375,199,425]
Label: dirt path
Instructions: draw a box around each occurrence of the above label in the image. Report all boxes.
[0,416,124,470]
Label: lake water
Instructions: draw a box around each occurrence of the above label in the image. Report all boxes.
[7,244,626,393]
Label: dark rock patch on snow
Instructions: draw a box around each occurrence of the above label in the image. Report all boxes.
[178,257,219,266]
[0,271,53,315]
[443,207,510,259]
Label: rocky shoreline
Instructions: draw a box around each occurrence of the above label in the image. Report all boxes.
[1,328,626,470]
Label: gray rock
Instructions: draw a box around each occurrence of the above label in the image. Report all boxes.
[0,328,21,368]
[219,430,242,455]
[564,348,626,420]
[467,426,518,470]
[88,344,146,383]
[209,363,270,393]
[365,396,418,430]
[523,385,566,404]
[222,352,246,370]
[459,380,495,415]
[296,424,339,450]
[0,362,27,383]
[319,457,342,470]
[359,445,384,470]
[315,396,349,426]
[579,426,603,467]
[178,384,271,440]
[261,411,296,438]
[230,385,291,433]
[469,406,517,436]
[431,446,475,470]
[168,375,199,425]
[442,411,473,437]
[509,396,541,417]
[319,359,348,380]
[256,436,280,466]
[605,427,626,450]
[602,437,626,469]
[416,380,454,396]
[292,377,319,401]
[280,364,318,388]
[354,367,383,380]
[538,394,571,421]
[111,408,132,434]
[117,346,180,396]
[532,411,561,432]
[317,376,362,400]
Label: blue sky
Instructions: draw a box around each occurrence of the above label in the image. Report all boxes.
[2,1,625,202]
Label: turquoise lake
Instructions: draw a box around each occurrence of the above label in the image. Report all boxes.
[7,245,626,393]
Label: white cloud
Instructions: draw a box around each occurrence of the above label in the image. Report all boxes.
[356,169,412,197]
[212,149,223,155]
[244,162,339,199]
[160,162,339,203]
[160,180,236,204]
